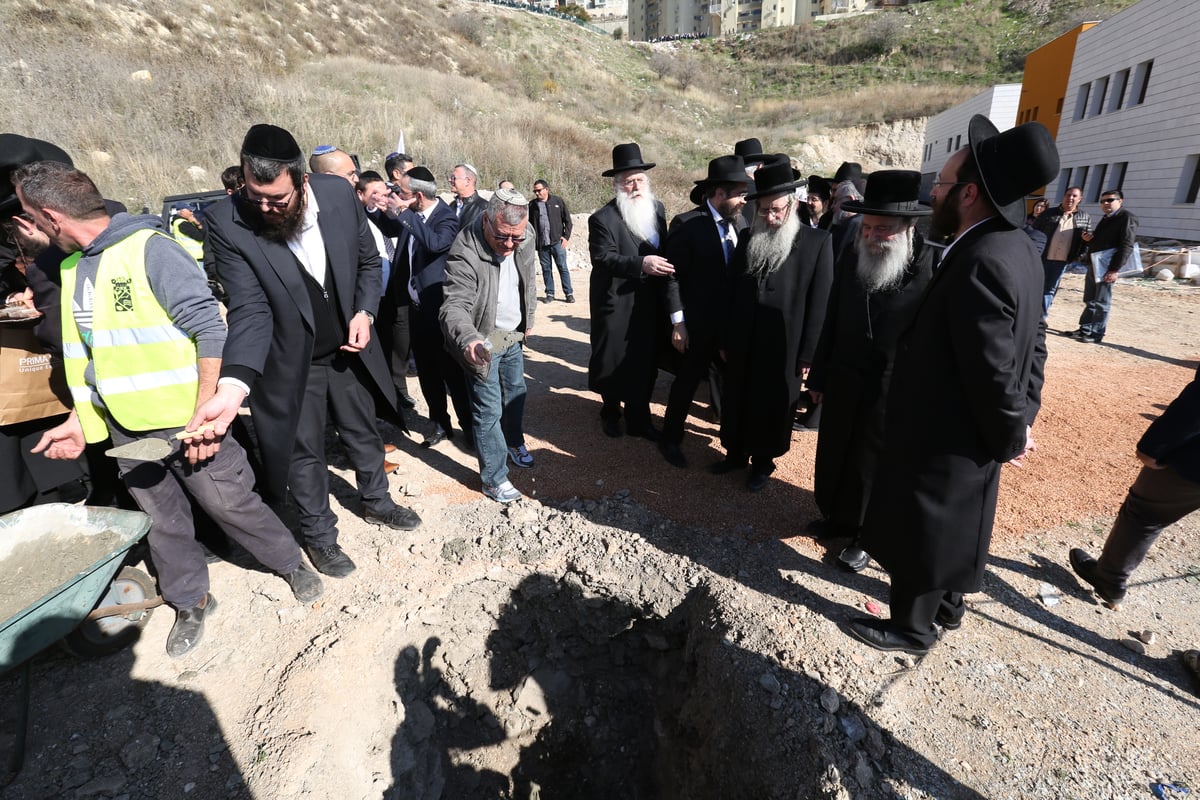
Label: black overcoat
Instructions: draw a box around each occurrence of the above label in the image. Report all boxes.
[719,224,833,458]
[808,234,935,528]
[861,218,1042,592]
[204,173,397,502]
[586,199,668,398]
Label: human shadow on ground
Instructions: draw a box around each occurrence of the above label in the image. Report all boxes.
[983,553,1200,708]
[1094,343,1197,369]
[385,573,988,799]
[0,622,247,797]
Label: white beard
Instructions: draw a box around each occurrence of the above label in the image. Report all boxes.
[615,188,660,247]
[746,208,801,278]
[856,226,914,293]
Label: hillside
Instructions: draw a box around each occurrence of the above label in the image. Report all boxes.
[0,0,1136,210]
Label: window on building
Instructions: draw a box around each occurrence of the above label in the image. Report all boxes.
[1178,155,1200,204]
[1090,164,1108,203]
[1130,59,1153,106]
[946,139,952,154]
[1074,84,1090,121]
[1109,162,1128,194]
[955,134,961,150]
[1076,165,1090,196]
[1058,169,1071,196]
[1033,106,1039,121]
[1109,68,1130,112]
[1056,97,1064,115]
[1089,76,1108,117]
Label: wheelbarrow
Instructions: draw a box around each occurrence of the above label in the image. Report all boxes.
[0,503,158,785]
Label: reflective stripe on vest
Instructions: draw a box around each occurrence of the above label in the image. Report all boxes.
[60,228,199,443]
[171,218,205,264]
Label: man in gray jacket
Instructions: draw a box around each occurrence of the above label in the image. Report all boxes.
[441,190,538,503]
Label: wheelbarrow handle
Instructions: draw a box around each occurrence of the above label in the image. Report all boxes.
[85,597,165,621]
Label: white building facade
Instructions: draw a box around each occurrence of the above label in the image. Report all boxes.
[918,84,1020,197]
[1046,0,1200,242]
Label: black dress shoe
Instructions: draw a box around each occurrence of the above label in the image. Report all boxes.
[627,423,660,442]
[282,562,325,604]
[306,544,357,578]
[421,426,450,448]
[846,618,931,656]
[601,418,623,438]
[707,457,748,475]
[746,471,771,491]
[1068,547,1125,607]
[658,441,687,468]
[166,594,217,658]
[935,609,963,631]
[365,505,423,531]
[837,546,871,572]
[806,518,853,540]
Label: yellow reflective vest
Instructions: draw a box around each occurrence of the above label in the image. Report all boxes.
[171,217,205,264]
[60,228,199,443]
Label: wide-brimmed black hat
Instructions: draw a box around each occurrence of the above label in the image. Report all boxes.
[839,170,931,218]
[0,134,73,216]
[734,138,770,165]
[807,175,833,200]
[689,155,752,205]
[746,157,807,201]
[602,142,656,177]
[967,115,1060,228]
[241,124,303,162]
[832,161,863,184]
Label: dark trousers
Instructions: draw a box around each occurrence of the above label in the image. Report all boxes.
[290,356,393,548]
[377,296,413,401]
[113,423,301,609]
[661,330,721,444]
[410,290,473,437]
[1078,267,1114,339]
[1095,465,1200,588]
[888,578,964,648]
[1041,258,1069,318]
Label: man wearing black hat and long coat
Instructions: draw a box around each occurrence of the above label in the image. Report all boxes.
[657,155,751,468]
[711,159,833,490]
[587,143,671,439]
[847,117,1057,656]
[806,170,935,570]
[192,124,421,579]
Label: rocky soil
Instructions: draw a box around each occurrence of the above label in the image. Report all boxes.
[2,257,1199,800]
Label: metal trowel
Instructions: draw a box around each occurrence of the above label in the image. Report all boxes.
[105,425,215,461]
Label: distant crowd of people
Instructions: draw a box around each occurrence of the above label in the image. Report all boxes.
[2,123,1196,687]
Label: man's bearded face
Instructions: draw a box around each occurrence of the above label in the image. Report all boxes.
[856,217,913,293]
[241,172,306,244]
[614,171,659,244]
[746,194,800,277]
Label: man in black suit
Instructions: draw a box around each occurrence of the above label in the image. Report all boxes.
[658,155,751,468]
[587,143,672,440]
[529,179,575,303]
[1074,189,1139,344]
[192,124,421,579]
[376,166,471,448]
[847,117,1058,656]
[710,159,833,491]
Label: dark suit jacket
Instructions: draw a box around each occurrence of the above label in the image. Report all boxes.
[663,205,745,337]
[453,193,487,231]
[862,217,1043,593]
[1086,207,1139,272]
[376,199,459,300]
[1140,365,1200,483]
[204,173,396,500]
[529,194,572,250]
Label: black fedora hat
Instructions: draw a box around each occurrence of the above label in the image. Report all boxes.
[734,138,770,165]
[0,134,73,216]
[832,161,862,184]
[690,155,752,205]
[839,170,930,218]
[746,157,807,201]
[602,142,656,177]
[807,175,833,200]
[967,115,1060,228]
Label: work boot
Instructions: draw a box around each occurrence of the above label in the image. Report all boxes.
[1068,548,1126,608]
[282,562,325,604]
[166,594,217,658]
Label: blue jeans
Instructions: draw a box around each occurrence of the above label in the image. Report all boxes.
[1078,266,1114,340]
[1041,259,1068,318]
[467,342,527,488]
[538,242,573,298]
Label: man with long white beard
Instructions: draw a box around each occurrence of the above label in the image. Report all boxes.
[805,171,935,572]
[587,143,672,439]
[711,159,833,491]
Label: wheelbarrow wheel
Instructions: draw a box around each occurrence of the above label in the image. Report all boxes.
[60,566,158,658]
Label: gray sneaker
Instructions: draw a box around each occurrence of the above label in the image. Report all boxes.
[483,480,522,503]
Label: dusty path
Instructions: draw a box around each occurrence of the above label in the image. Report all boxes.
[2,260,1198,800]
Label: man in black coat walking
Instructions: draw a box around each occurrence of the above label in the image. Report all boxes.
[847,117,1059,656]
[1073,189,1139,344]
[806,170,935,572]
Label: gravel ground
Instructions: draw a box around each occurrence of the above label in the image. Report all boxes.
[1,250,1198,799]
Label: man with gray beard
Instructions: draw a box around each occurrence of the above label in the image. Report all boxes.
[805,171,935,571]
[711,159,833,491]
[587,143,672,439]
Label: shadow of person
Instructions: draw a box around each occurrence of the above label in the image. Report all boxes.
[387,637,507,800]
[0,619,247,796]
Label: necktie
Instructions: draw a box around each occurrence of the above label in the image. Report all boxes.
[456,198,463,218]
[720,221,734,264]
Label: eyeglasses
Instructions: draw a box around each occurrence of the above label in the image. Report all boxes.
[1100,197,1119,203]
[757,201,792,218]
[486,216,526,244]
[240,186,296,210]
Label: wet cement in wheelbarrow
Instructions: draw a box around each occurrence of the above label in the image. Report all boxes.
[0,527,125,623]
